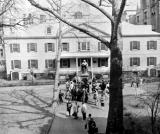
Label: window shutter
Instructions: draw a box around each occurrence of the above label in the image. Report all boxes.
[87,42,90,50]
[138,58,140,66]
[28,60,30,69]
[60,59,62,68]
[147,57,149,66]
[88,58,91,66]
[35,44,37,52]
[52,43,54,52]
[98,42,101,51]
[138,41,140,50]
[45,60,48,68]
[147,41,149,50]
[10,44,13,53]
[78,59,80,66]
[53,60,55,68]
[68,59,70,67]
[36,60,38,69]
[11,60,14,69]
[130,58,133,66]
[78,42,80,51]
[154,41,157,50]
[45,43,47,52]
[154,57,157,66]
[19,60,21,69]
[27,43,30,52]
[98,58,100,67]
[130,42,132,50]
[67,43,69,51]
[18,44,20,52]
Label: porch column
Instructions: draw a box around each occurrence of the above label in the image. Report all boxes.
[91,57,93,80]
[76,57,78,75]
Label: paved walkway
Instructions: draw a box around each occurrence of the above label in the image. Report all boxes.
[49,97,108,134]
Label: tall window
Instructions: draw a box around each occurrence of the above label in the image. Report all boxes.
[130,41,140,50]
[40,15,46,23]
[147,57,157,66]
[62,43,69,51]
[60,59,70,68]
[28,60,38,69]
[147,41,157,50]
[130,57,140,66]
[45,59,55,68]
[27,43,37,52]
[10,44,20,53]
[45,43,55,52]
[47,26,52,34]
[98,42,108,51]
[78,42,90,51]
[11,60,21,69]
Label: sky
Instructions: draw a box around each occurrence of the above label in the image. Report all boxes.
[18,0,139,13]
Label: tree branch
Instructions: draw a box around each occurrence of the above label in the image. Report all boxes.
[114,0,126,33]
[27,0,110,47]
[81,0,114,25]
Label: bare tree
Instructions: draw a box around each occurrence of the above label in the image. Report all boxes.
[0,0,26,28]
[27,0,126,133]
[139,90,160,134]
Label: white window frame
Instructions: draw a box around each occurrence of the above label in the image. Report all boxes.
[27,43,37,52]
[28,60,38,69]
[147,41,157,50]
[10,43,20,53]
[45,43,55,52]
[62,42,69,51]
[11,60,21,69]
[78,42,90,51]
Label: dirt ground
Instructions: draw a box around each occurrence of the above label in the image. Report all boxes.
[0,82,159,134]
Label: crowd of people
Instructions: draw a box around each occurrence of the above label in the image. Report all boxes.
[57,78,110,134]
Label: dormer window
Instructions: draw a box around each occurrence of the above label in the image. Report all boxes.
[74,11,83,19]
[47,26,52,34]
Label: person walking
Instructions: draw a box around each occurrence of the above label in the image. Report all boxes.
[85,114,98,134]
[72,101,79,119]
[58,90,64,104]
[66,100,72,116]
[81,102,87,120]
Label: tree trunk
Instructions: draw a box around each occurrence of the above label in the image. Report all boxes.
[106,40,123,134]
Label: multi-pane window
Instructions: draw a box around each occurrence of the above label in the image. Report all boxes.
[11,60,21,69]
[147,57,157,66]
[45,43,55,52]
[62,42,69,51]
[40,15,46,23]
[27,43,37,52]
[130,41,140,50]
[98,42,108,51]
[28,60,38,69]
[74,11,83,19]
[78,42,90,51]
[47,26,52,34]
[98,58,108,67]
[45,59,55,68]
[147,41,157,50]
[130,57,140,66]
[10,44,20,52]
[60,59,70,68]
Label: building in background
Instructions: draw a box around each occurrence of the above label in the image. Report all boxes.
[2,1,160,80]
[129,0,160,33]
